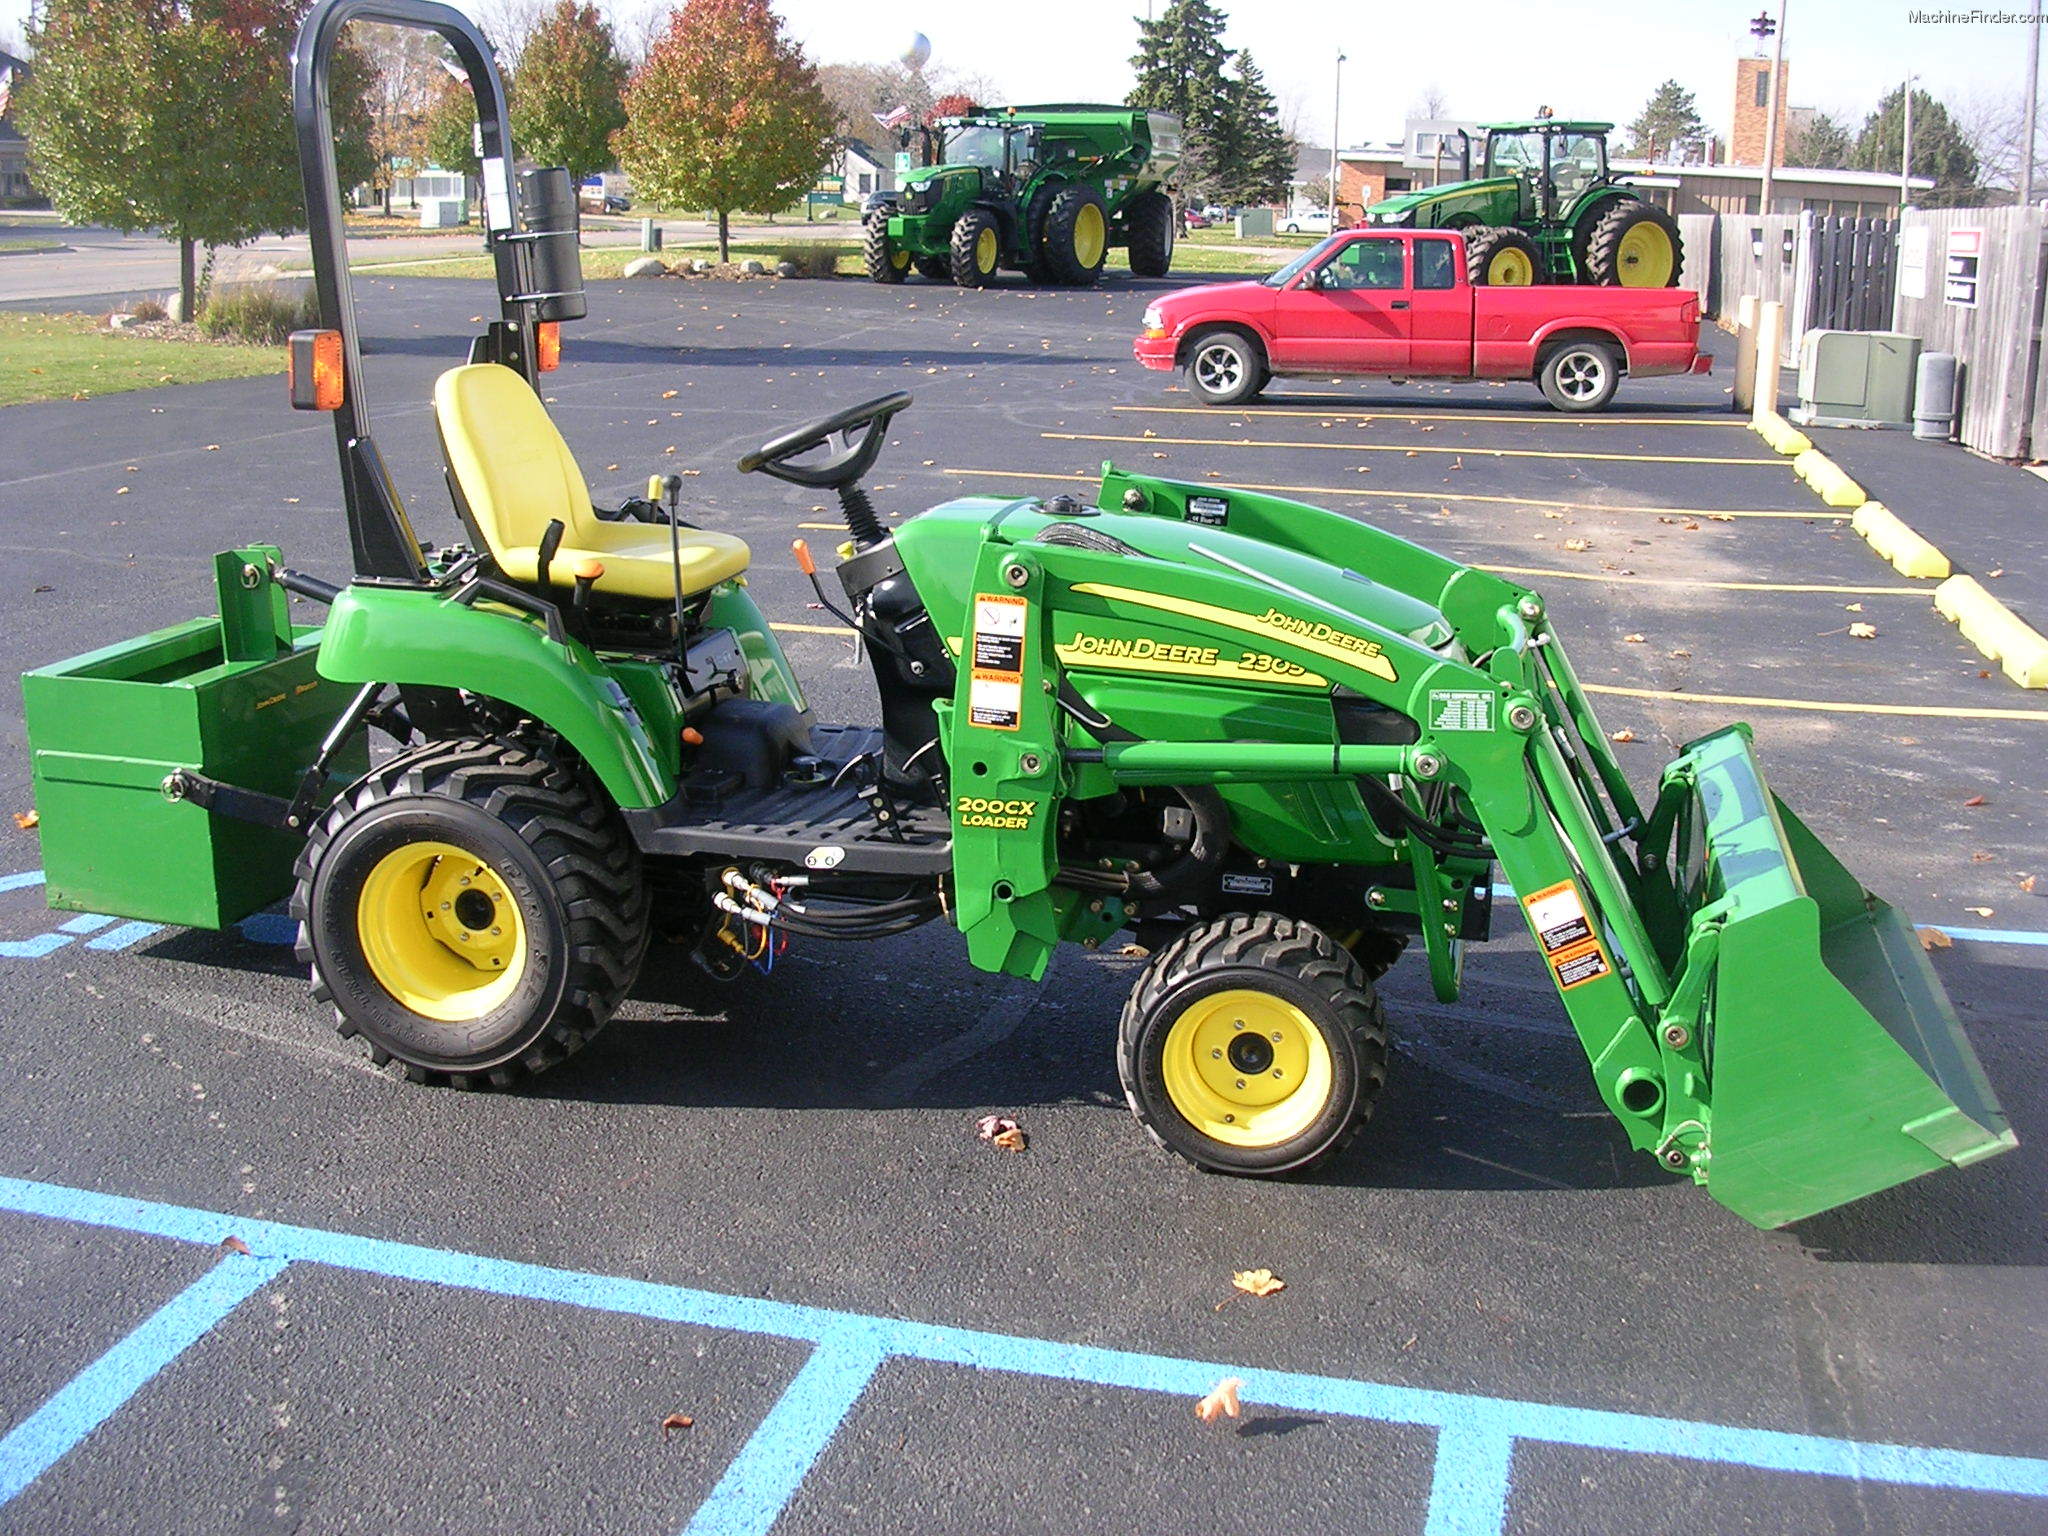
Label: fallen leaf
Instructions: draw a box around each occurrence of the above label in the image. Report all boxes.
[1195,1377,1243,1423]
[1118,943,1150,957]
[1972,851,1995,863]
[1967,906,1994,917]
[1609,728,1637,743]
[1623,633,1645,644]
[2021,875,2037,893]
[661,1412,694,1440]
[1848,622,1877,639]
[1233,1268,1286,1298]
[12,810,37,830]
[976,1114,1026,1151]
[1667,649,1692,659]
[204,443,220,451]
[1987,568,2004,578]
[219,1235,252,1256]
[1917,926,1953,950]
[1682,520,1700,531]
[662,389,679,399]
[992,1127,1027,1152]
[1563,537,1591,552]
[1964,795,1986,807]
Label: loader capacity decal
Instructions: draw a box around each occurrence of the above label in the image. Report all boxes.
[1523,880,1613,991]
[968,593,1027,730]
[1055,633,1327,688]
[955,795,1039,829]
[1069,583,1398,684]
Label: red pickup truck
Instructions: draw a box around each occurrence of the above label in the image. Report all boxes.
[1134,229,1710,412]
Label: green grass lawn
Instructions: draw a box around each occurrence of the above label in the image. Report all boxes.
[0,313,283,407]
[0,236,67,254]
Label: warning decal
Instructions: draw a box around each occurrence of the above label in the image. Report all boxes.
[969,593,1026,730]
[1552,944,1611,991]
[1523,880,1594,957]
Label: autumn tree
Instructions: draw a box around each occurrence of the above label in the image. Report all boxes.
[421,78,480,178]
[1627,80,1704,159]
[19,0,371,317]
[512,0,627,181]
[927,91,975,125]
[616,0,834,261]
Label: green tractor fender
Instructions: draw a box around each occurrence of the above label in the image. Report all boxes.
[315,584,674,809]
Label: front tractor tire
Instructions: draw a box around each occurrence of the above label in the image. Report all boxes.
[949,208,1002,287]
[1118,914,1388,1176]
[1464,226,1544,286]
[1582,198,1683,287]
[1182,327,1266,407]
[1042,183,1109,286]
[293,739,650,1088]
[863,213,910,284]
[1125,190,1175,278]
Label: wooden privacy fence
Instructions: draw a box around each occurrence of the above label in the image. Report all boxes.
[1712,213,1900,363]
[1892,206,2048,461]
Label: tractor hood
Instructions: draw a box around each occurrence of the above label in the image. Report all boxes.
[897,164,985,210]
[1366,176,1521,227]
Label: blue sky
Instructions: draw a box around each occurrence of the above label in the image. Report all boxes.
[0,0,2018,147]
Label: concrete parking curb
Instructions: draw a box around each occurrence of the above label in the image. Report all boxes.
[1935,576,2048,688]
[1791,448,1868,508]
[1751,409,1812,456]
[1850,504,1952,580]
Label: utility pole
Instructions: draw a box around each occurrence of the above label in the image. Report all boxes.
[2024,9,2040,205]
[1754,4,1788,213]
[1328,52,1346,226]
[1901,74,1916,208]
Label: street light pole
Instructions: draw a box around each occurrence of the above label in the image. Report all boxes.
[2024,10,2041,205]
[1329,52,1346,226]
[1901,74,1916,207]
[1758,0,1789,213]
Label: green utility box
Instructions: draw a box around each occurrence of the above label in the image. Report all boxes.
[21,547,363,930]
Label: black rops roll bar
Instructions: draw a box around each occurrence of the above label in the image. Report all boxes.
[291,0,585,582]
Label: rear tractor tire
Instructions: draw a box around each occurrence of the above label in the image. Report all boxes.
[949,208,1002,288]
[1118,913,1388,1176]
[293,738,650,1088]
[1125,190,1175,278]
[1538,337,1622,413]
[1581,198,1682,287]
[863,213,910,285]
[1041,183,1109,286]
[1182,327,1266,407]
[1464,225,1544,286]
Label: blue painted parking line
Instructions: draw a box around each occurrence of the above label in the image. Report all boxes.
[0,1250,288,1508]
[0,872,164,960]
[0,1175,2041,1536]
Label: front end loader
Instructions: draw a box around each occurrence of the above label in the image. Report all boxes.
[18,0,2012,1230]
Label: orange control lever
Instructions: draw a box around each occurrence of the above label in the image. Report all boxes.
[791,538,816,577]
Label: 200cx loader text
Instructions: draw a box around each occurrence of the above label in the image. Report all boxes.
[20,0,2013,1231]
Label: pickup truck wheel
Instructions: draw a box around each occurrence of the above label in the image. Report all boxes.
[1465,226,1544,286]
[1184,329,1265,406]
[949,208,1002,287]
[1539,339,1621,412]
[1118,913,1387,1176]
[1125,190,1175,277]
[862,213,909,284]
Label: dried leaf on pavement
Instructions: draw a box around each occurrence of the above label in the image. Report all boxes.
[1971,851,1995,863]
[1847,622,1877,639]
[1194,1377,1243,1423]
[1563,537,1591,552]
[1967,906,1994,917]
[12,810,37,830]
[1233,1268,1286,1298]
[661,1413,694,1440]
[1609,728,1637,743]
[1917,926,1954,950]
[1964,795,1987,807]
[1623,633,1645,644]
[218,1235,252,1256]
[2022,875,2037,894]
[975,1114,1027,1151]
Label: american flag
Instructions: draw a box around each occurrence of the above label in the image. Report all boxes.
[872,104,913,130]
[0,67,13,119]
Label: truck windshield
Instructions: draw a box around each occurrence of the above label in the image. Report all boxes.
[942,125,1008,169]
[1264,234,1346,287]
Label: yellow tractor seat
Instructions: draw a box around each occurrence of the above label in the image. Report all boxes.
[432,362,750,603]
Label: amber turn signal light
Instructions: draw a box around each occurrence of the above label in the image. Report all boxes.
[536,320,561,372]
[286,329,344,411]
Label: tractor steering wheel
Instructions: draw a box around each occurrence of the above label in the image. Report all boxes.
[737,391,913,490]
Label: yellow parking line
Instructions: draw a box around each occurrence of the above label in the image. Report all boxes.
[1115,404,1753,429]
[770,621,852,636]
[1476,563,1926,596]
[1583,683,2048,723]
[1044,430,1785,468]
[938,467,1837,521]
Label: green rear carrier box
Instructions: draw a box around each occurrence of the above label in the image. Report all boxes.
[20,547,365,930]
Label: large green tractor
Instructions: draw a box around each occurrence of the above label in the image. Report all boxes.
[861,105,1180,288]
[1366,118,1684,288]
[16,0,2015,1230]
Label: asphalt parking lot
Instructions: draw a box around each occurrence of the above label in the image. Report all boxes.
[1,267,2044,1535]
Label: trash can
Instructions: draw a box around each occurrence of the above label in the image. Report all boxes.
[1913,352,1959,442]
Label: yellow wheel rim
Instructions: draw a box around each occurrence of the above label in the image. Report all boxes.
[1160,988,1334,1148]
[356,840,527,1022]
[1615,221,1674,285]
[1487,246,1535,285]
[889,246,909,271]
[976,226,997,273]
[1073,203,1106,267]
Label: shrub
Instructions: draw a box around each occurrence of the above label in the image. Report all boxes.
[129,297,167,323]
[774,243,846,279]
[197,282,320,345]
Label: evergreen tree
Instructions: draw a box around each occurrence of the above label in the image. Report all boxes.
[511,0,628,181]
[1852,86,1980,198]
[615,0,834,261]
[1787,110,1853,170]
[1626,80,1704,159]
[1217,51,1293,205]
[1127,0,1232,201]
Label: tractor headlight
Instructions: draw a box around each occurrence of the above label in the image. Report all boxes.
[902,183,933,213]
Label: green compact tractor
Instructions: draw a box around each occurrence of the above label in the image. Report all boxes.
[1367,118,1684,288]
[19,0,2014,1229]
[861,105,1180,288]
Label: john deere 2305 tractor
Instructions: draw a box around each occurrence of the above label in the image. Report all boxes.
[19,0,2013,1229]
[861,105,1180,288]
[1367,117,1685,288]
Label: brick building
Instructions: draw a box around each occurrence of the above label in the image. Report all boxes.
[1731,55,1792,167]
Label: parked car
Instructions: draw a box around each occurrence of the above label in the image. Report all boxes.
[1280,208,1334,235]
[1132,228,1710,411]
[1184,211,1213,230]
[1199,204,1231,221]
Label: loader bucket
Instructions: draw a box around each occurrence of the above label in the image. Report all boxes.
[1664,727,2015,1228]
